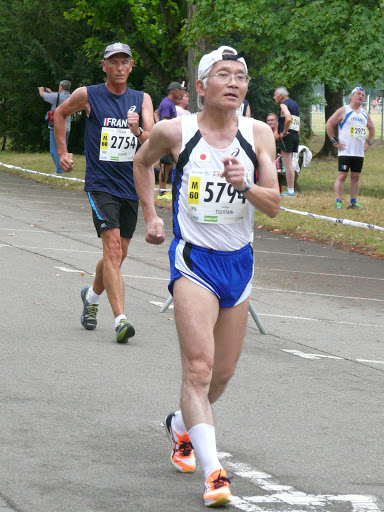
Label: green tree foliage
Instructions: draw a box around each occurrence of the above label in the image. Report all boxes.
[0,0,98,152]
[185,0,384,150]
[259,0,384,90]
[185,0,384,90]
[65,0,189,91]
[2,0,383,154]
[261,0,384,154]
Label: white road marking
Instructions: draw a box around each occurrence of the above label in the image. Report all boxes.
[252,285,384,303]
[283,350,384,366]
[54,267,87,273]
[52,269,169,281]
[282,349,343,360]
[253,249,350,260]
[122,275,169,281]
[218,452,381,511]
[356,359,384,365]
[2,245,101,254]
[260,313,384,329]
[254,266,384,282]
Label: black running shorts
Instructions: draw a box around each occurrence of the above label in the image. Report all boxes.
[338,156,364,173]
[87,191,139,239]
[279,131,299,153]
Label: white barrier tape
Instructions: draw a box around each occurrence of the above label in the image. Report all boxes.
[0,161,173,192]
[2,162,381,229]
[0,161,85,182]
[281,206,384,232]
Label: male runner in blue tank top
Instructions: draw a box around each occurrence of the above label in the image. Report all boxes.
[274,86,300,197]
[134,46,280,507]
[54,42,154,343]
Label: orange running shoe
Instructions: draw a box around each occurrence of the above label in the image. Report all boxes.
[204,468,231,507]
[164,412,196,473]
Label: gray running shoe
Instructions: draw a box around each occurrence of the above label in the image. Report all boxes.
[80,286,98,330]
[115,318,135,343]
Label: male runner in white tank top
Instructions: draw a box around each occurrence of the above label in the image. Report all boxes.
[325,86,375,210]
[134,46,280,507]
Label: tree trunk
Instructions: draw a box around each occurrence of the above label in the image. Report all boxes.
[187,46,199,113]
[187,4,205,113]
[302,106,313,141]
[315,84,343,158]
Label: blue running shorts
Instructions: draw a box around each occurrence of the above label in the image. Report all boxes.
[168,238,254,308]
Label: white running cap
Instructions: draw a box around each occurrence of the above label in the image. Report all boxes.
[197,46,247,79]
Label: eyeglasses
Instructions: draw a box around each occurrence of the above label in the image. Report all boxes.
[204,71,251,85]
[352,87,365,93]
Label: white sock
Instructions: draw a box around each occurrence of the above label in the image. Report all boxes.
[188,423,222,480]
[114,314,127,328]
[173,410,187,434]
[87,286,101,304]
[287,187,294,194]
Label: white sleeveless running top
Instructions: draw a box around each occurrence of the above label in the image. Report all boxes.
[338,105,368,157]
[172,115,258,251]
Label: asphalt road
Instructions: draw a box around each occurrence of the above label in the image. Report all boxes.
[1,170,383,512]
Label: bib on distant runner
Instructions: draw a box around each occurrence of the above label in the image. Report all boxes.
[289,115,300,132]
[350,125,367,141]
[187,168,248,224]
[99,127,138,162]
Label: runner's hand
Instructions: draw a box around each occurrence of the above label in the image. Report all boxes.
[59,152,74,172]
[127,111,140,135]
[146,217,165,245]
[221,156,245,190]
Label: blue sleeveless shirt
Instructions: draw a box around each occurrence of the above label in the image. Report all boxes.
[84,84,144,200]
[278,98,299,134]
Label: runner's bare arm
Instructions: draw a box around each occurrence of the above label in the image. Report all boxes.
[325,106,345,138]
[325,106,346,150]
[133,118,181,244]
[366,114,375,144]
[54,87,89,172]
[280,103,291,135]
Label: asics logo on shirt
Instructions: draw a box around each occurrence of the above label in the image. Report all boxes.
[231,148,240,157]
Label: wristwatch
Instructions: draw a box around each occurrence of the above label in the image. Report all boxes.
[282,131,288,136]
[135,127,144,137]
[330,137,339,145]
[236,176,253,194]
[366,140,373,146]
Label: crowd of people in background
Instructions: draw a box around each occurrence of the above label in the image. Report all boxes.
[39,60,374,208]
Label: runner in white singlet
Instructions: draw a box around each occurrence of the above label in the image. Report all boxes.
[134,46,280,507]
[326,86,375,210]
